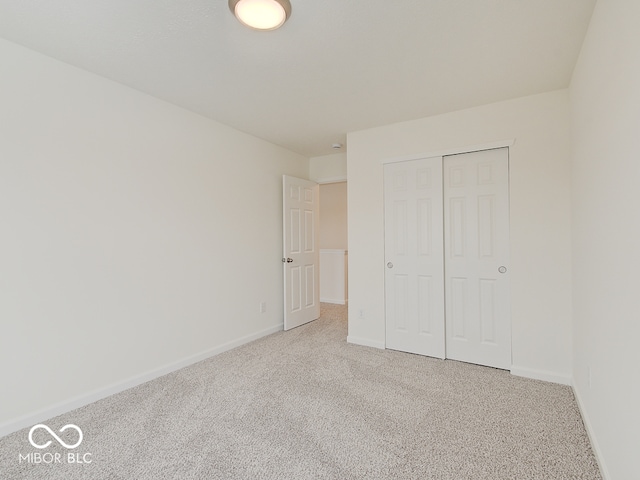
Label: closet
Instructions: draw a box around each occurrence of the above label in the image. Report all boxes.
[384,147,511,369]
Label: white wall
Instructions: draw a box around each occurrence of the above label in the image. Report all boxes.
[0,39,308,430]
[569,0,640,478]
[347,90,573,383]
[319,182,348,250]
[320,250,348,305]
[309,152,347,183]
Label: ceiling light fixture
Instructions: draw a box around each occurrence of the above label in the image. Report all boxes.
[229,0,292,31]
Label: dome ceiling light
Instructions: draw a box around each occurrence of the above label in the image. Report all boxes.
[229,0,292,31]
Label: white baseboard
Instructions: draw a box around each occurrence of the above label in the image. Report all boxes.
[573,385,610,480]
[0,323,283,438]
[320,297,346,305]
[510,365,572,385]
[347,335,385,350]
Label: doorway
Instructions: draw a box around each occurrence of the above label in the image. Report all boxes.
[319,181,348,306]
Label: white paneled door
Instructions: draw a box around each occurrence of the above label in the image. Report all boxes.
[443,148,511,369]
[383,148,511,370]
[384,157,445,358]
[283,175,320,330]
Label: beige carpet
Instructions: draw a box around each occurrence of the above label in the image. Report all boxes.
[0,303,601,479]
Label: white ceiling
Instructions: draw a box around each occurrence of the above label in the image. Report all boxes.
[0,0,596,157]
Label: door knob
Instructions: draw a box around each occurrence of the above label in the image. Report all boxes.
[387,262,394,269]
[498,266,507,274]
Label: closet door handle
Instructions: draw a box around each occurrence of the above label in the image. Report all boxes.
[498,266,507,274]
[387,262,394,269]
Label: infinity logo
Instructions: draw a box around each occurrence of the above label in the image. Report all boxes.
[28,424,83,450]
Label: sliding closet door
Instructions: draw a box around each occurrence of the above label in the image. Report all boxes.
[443,148,511,370]
[384,157,445,358]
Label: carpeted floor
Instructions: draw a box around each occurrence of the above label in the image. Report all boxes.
[0,303,601,479]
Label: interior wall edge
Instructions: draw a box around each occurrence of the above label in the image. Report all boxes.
[573,384,611,480]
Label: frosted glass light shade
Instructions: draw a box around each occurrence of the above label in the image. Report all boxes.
[229,0,292,31]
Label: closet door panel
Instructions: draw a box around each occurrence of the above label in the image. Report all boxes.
[384,157,445,358]
[444,148,511,370]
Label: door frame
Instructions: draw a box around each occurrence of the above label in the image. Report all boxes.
[381,140,514,367]
[379,139,515,166]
